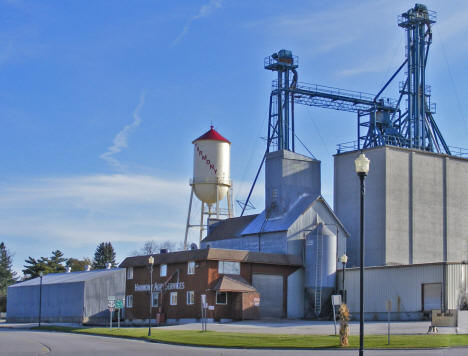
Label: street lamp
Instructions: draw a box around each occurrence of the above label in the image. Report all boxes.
[148,256,154,336]
[340,254,348,303]
[355,152,370,356]
[38,271,43,327]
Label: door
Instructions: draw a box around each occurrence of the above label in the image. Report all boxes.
[252,274,283,318]
[423,283,442,311]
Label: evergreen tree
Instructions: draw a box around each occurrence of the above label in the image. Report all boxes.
[92,242,116,269]
[22,250,67,279]
[66,257,92,272]
[49,250,66,273]
[0,242,17,296]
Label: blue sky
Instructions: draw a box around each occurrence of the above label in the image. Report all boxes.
[2,0,468,275]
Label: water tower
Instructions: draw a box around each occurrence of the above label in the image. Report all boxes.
[184,126,233,250]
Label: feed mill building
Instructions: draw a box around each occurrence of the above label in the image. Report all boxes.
[122,123,468,322]
[201,149,349,319]
[334,146,468,320]
[119,248,302,322]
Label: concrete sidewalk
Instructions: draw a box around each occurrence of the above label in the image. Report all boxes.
[159,319,457,335]
[0,319,459,335]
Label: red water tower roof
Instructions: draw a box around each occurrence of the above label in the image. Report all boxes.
[193,126,231,144]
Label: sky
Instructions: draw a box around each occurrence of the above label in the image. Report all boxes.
[1,0,468,276]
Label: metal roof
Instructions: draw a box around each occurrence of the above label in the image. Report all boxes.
[241,194,349,236]
[192,126,231,144]
[203,214,258,242]
[9,268,124,288]
[119,248,302,268]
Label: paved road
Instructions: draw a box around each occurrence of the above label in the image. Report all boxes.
[0,329,467,356]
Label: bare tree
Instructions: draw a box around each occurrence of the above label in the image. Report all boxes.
[131,240,184,256]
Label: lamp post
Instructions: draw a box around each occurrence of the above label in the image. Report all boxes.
[340,254,348,303]
[38,271,43,327]
[355,152,370,356]
[148,256,154,336]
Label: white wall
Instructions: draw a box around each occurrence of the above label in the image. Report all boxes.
[287,269,305,318]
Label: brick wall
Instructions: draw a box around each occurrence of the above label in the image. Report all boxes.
[125,258,297,321]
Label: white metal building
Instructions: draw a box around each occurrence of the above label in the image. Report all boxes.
[7,269,125,324]
[337,262,468,320]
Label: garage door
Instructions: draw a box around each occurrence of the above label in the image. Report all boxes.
[423,283,442,311]
[252,274,283,318]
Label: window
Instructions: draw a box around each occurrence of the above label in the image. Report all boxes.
[187,291,195,305]
[187,261,195,275]
[170,292,178,306]
[126,267,133,280]
[216,292,227,305]
[160,264,167,277]
[152,292,159,307]
[126,295,133,308]
[218,261,240,275]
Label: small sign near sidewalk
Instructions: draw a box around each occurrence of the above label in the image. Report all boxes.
[386,299,392,344]
[331,294,342,336]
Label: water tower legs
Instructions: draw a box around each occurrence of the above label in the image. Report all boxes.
[183,185,234,250]
[183,187,195,251]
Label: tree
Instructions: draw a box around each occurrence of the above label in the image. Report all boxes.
[66,257,92,272]
[0,242,17,296]
[49,250,66,273]
[131,240,184,256]
[22,250,67,279]
[92,242,116,269]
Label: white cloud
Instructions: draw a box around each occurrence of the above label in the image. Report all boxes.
[100,92,146,170]
[171,0,223,47]
[1,174,187,205]
[0,172,265,274]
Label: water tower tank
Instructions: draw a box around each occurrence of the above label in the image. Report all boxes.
[192,126,231,204]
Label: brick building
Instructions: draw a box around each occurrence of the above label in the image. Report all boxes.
[119,248,302,323]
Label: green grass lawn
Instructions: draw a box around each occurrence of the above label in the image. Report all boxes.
[33,326,468,349]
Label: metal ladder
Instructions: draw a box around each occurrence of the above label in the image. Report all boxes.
[314,227,324,317]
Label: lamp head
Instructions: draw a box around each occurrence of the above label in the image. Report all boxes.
[148,256,154,265]
[39,271,43,277]
[340,254,348,264]
[355,153,370,175]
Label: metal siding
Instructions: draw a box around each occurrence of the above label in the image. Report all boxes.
[7,282,84,323]
[446,264,468,310]
[252,274,283,318]
[423,283,442,311]
[287,269,304,318]
[84,269,125,323]
[339,264,443,313]
[335,147,468,268]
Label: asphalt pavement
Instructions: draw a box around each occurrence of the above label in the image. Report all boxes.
[158,319,457,335]
[0,329,466,356]
[1,319,458,335]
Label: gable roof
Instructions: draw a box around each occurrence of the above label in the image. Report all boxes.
[9,268,124,288]
[203,214,258,242]
[119,248,302,268]
[241,194,350,237]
